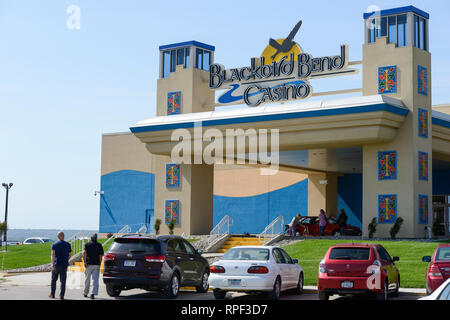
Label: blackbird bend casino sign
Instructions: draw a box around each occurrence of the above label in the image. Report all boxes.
[209,20,358,107]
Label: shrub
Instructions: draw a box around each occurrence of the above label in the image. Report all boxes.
[390,217,404,239]
[368,217,377,239]
[106,232,113,239]
[154,219,162,235]
[168,219,175,235]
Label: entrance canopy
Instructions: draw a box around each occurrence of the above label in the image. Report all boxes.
[131,95,408,172]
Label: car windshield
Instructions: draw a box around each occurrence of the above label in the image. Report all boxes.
[110,238,161,254]
[222,248,269,261]
[42,239,53,243]
[436,247,450,261]
[329,247,371,260]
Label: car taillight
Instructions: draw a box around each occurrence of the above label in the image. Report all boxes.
[319,261,327,274]
[104,253,116,261]
[428,264,443,278]
[248,266,269,274]
[210,265,225,273]
[145,255,166,263]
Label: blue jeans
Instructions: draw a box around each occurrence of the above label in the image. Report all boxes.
[51,265,68,297]
[320,226,325,236]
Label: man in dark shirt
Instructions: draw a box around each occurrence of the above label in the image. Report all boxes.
[49,232,72,299]
[82,233,104,299]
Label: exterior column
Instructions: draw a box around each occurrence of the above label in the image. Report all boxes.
[308,173,338,218]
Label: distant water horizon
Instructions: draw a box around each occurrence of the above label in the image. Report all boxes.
[3,229,99,242]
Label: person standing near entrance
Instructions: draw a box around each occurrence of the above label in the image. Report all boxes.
[318,209,328,236]
[288,214,302,238]
[83,233,104,299]
[337,209,348,235]
[49,231,72,299]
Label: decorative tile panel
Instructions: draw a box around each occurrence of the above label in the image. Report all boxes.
[418,108,428,138]
[166,163,180,188]
[167,91,181,115]
[378,66,397,94]
[418,65,428,96]
[378,194,397,224]
[418,151,428,181]
[378,151,397,180]
[418,194,429,225]
[165,200,179,225]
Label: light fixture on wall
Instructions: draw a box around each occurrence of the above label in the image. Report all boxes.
[94,191,104,196]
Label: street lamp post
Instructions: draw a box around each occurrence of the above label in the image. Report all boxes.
[2,183,13,252]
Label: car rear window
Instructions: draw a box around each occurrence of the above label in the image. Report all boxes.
[222,248,269,261]
[110,238,161,254]
[329,247,371,260]
[436,247,450,261]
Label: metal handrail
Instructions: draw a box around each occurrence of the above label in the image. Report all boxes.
[259,215,285,245]
[207,215,233,246]
[68,232,89,257]
[137,225,148,234]
[101,225,131,249]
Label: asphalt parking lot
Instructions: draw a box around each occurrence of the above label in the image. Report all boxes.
[0,272,423,301]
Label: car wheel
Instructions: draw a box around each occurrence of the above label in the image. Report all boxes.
[213,289,227,300]
[105,284,122,297]
[318,291,329,300]
[164,272,180,299]
[268,277,281,300]
[375,280,388,300]
[196,271,209,293]
[295,273,304,295]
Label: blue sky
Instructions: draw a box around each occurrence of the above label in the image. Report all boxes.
[0,0,449,230]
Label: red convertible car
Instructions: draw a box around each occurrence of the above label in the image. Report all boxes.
[287,216,362,237]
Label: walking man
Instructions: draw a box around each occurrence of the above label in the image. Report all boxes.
[337,209,348,235]
[49,231,72,299]
[83,233,104,299]
[288,214,302,238]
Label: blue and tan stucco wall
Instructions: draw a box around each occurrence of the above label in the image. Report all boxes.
[99,133,155,233]
[99,133,364,234]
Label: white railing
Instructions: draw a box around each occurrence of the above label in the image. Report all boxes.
[68,232,89,257]
[207,215,233,246]
[259,215,285,245]
[137,225,148,234]
[101,225,132,250]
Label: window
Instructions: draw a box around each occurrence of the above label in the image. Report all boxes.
[397,15,407,47]
[163,51,171,78]
[170,50,176,72]
[280,249,293,264]
[388,16,397,44]
[369,19,376,43]
[379,17,388,37]
[273,249,286,264]
[185,47,190,68]
[195,48,211,71]
[203,50,211,70]
[436,247,450,261]
[110,238,161,254]
[419,17,427,50]
[377,248,388,261]
[176,48,184,66]
[438,282,450,300]
[329,247,371,260]
[222,248,269,261]
[181,240,197,255]
[166,239,185,253]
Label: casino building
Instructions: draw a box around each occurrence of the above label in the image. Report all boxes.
[98,6,450,238]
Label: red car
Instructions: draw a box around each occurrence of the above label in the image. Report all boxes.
[422,244,450,295]
[293,216,362,237]
[318,243,400,300]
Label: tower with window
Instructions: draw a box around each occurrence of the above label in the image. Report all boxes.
[362,6,432,238]
[153,41,216,235]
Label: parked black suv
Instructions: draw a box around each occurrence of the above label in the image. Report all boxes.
[103,235,210,298]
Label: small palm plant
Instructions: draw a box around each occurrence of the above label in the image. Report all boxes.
[368,217,377,239]
[168,219,175,235]
[154,219,162,235]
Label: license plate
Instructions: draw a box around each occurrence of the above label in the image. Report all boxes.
[124,260,136,267]
[229,279,241,287]
[341,281,353,288]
